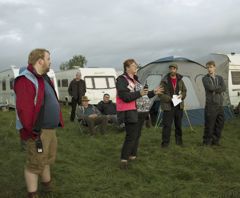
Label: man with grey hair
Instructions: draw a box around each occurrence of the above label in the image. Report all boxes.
[68,71,86,121]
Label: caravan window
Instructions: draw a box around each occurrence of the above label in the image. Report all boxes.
[10,78,14,90]
[85,77,94,88]
[57,79,61,87]
[2,79,6,91]
[94,77,108,89]
[107,77,116,88]
[231,71,240,85]
[84,76,116,89]
[146,74,162,90]
[62,79,68,87]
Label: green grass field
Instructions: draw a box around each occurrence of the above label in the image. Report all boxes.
[0,107,240,198]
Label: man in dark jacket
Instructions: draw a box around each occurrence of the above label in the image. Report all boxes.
[202,60,226,146]
[97,93,118,124]
[68,72,86,121]
[159,63,187,148]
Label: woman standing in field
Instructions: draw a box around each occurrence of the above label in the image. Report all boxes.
[116,59,163,169]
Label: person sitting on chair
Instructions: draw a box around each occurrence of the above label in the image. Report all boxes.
[97,93,118,124]
[76,96,108,135]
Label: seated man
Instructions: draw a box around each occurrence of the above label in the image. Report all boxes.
[76,96,108,135]
[97,93,118,124]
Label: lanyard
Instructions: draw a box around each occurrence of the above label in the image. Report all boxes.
[171,78,177,92]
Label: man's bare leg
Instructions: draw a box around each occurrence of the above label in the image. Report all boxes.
[41,165,51,182]
[24,168,38,193]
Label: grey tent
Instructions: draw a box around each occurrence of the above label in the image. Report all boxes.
[137,56,233,127]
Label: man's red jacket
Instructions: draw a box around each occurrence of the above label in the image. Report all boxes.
[14,65,64,140]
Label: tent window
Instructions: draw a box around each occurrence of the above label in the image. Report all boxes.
[231,71,240,85]
[182,77,200,109]
[146,74,162,90]
[62,79,68,87]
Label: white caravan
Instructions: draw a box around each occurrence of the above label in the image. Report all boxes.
[55,68,117,104]
[0,65,59,108]
[226,53,240,107]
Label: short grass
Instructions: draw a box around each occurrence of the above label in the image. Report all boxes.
[0,107,240,198]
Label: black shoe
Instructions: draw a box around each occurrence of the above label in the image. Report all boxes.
[212,141,220,146]
[203,140,212,146]
[176,139,183,146]
[202,142,211,147]
[161,143,169,148]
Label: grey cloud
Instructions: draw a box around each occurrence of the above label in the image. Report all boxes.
[0,0,240,71]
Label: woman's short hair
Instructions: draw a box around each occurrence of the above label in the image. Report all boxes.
[123,59,136,72]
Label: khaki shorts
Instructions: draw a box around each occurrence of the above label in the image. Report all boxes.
[25,129,57,174]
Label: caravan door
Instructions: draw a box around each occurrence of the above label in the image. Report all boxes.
[229,69,240,107]
[227,54,240,107]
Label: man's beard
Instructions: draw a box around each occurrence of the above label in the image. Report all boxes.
[43,64,50,74]
[45,67,50,73]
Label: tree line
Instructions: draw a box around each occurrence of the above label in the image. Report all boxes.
[60,54,87,70]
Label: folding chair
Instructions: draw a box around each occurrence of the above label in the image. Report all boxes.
[75,105,100,134]
[75,105,87,134]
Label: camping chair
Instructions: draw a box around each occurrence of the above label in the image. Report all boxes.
[75,105,88,134]
[75,113,84,134]
[75,105,100,134]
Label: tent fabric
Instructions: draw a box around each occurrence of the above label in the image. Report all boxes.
[138,55,234,127]
[194,54,231,107]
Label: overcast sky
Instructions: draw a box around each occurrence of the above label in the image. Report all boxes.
[0,0,240,71]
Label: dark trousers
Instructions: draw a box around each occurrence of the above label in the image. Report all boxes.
[70,98,81,121]
[162,106,183,146]
[121,112,148,160]
[203,105,224,145]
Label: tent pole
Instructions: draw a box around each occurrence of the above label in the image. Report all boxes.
[184,108,194,132]
[155,106,161,129]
